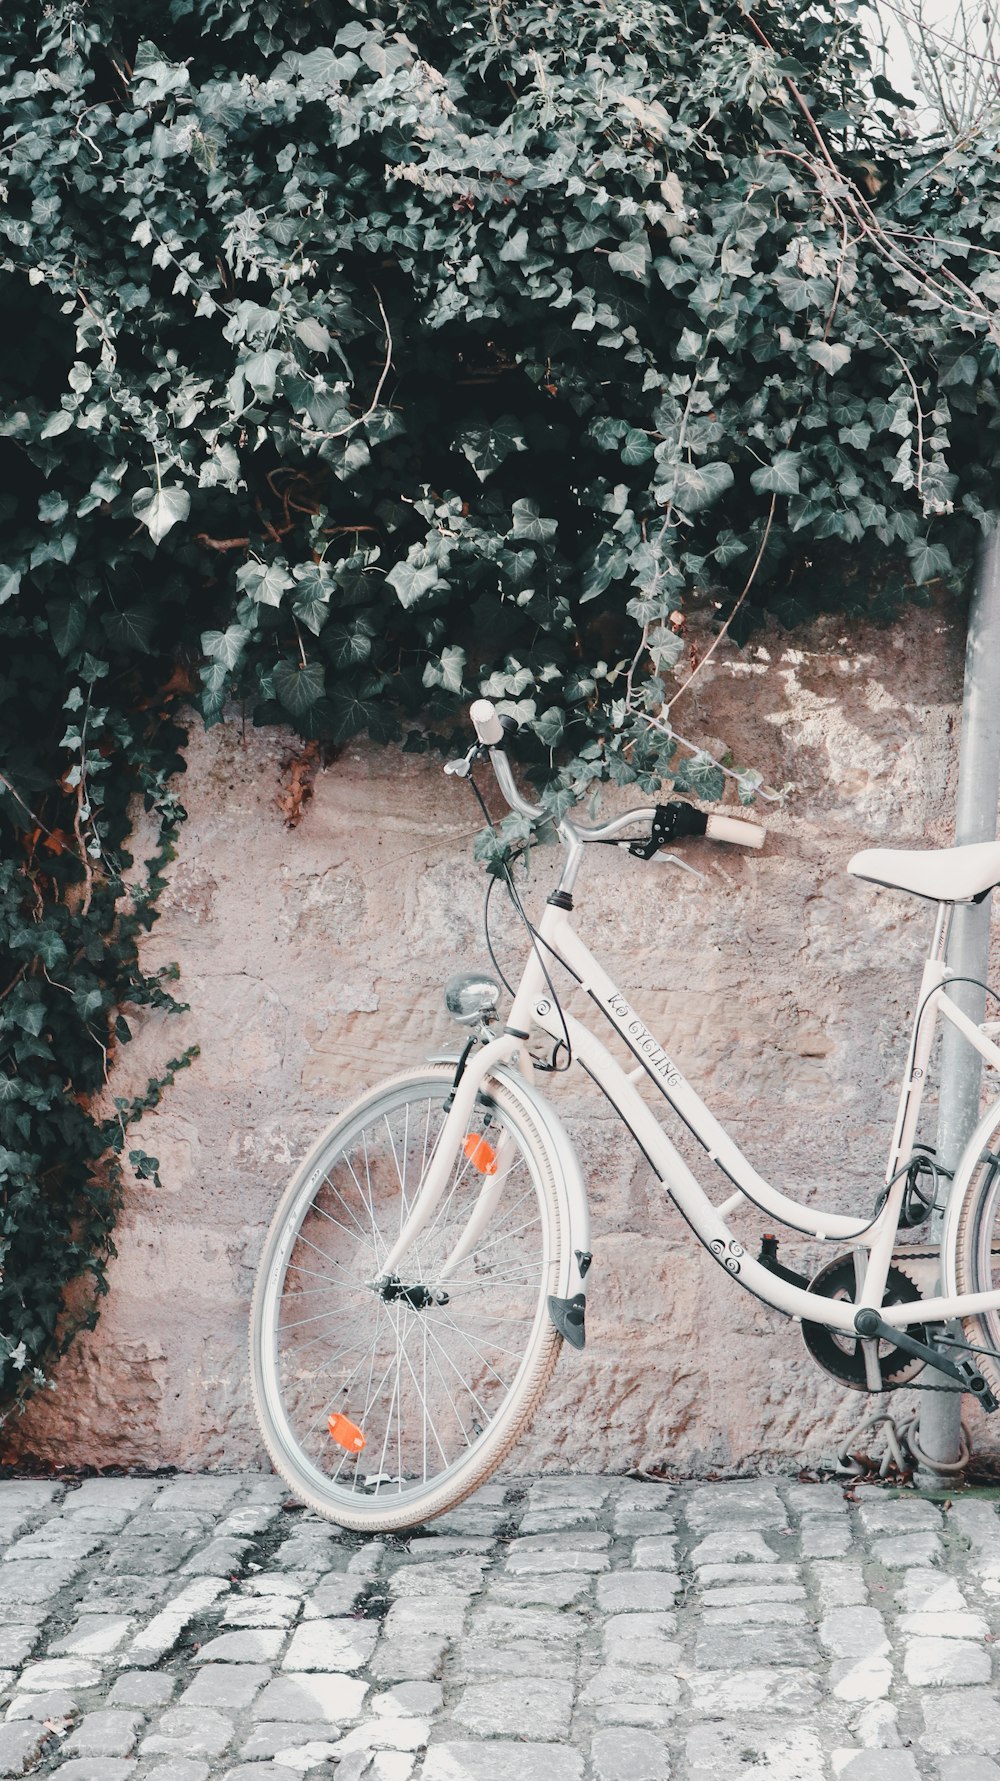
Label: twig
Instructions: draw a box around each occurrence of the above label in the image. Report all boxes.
[666,495,777,715]
[0,964,28,1005]
[870,327,926,505]
[0,771,56,839]
[196,533,251,553]
[743,11,990,329]
[72,782,95,919]
[290,287,394,441]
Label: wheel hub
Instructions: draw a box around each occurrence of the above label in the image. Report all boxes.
[371,1273,449,1309]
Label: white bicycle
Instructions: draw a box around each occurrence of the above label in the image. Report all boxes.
[250,699,1000,1530]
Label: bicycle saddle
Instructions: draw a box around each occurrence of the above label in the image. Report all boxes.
[848,840,1000,903]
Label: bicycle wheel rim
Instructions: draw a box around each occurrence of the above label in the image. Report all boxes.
[251,1071,561,1527]
[955,1125,998,1360]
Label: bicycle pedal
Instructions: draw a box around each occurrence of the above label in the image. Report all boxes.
[956,1360,999,1413]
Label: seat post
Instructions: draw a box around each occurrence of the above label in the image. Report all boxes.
[930,902,954,965]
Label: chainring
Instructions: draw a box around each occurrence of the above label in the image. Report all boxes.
[801,1256,927,1391]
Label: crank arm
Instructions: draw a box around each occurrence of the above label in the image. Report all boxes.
[853,1309,999,1411]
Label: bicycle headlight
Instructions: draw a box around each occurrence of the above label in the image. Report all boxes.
[444,970,501,1026]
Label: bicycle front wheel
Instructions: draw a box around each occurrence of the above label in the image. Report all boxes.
[952,1101,1000,1399]
[249,1066,565,1531]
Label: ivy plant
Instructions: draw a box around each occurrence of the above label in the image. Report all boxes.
[1,0,998,1413]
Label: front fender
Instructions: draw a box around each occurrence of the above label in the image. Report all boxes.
[490,1060,592,1310]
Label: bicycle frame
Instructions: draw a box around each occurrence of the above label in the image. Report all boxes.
[380,879,1000,1340]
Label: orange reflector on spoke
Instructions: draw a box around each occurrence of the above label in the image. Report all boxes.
[328,1412,366,1453]
[464,1133,498,1175]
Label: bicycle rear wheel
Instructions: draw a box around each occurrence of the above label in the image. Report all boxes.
[952,1102,1000,1397]
[249,1065,564,1531]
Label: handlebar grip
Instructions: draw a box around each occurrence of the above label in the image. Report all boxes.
[705,813,766,849]
[470,699,506,747]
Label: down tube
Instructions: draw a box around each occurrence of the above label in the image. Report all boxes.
[539,1005,865,1332]
[541,911,878,1244]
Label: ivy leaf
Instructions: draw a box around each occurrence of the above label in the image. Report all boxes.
[202,624,251,669]
[508,499,558,544]
[807,341,852,374]
[236,560,293,608]
[386,561,439,608]
[295,317,333,356]
[73,987,105,1023]
[0,566,22,606]
[422,644,466,694]
[564,215,612,251]
[533,706,565,749]
[661,461,735,512]
[35,931,68,970]
[38,492,69,525]
[734,768,763,805]
[621,429,655,466]
[47,601,87,657]
[242,350,285,402]
[581,546,629,604]
[132,484,191,545]
[750,452,801,496]
[608,235,651,281]
[457,417,528,482]
[675,751,725,802]
[908,539,952,584]
[200,660,229,723]
[326,687,378,744]
[103,608,156,654]
[273,659,326,715]
[324,620,375,669]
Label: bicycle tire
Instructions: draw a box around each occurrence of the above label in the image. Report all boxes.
[249,1065,564,1531]
[951,1101,1000,1397]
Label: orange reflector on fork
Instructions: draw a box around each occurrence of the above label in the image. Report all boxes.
[328,1413,366,1453]
[463,1133,498,1174]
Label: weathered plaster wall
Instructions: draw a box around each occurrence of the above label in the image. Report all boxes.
[10,593,1000,1478]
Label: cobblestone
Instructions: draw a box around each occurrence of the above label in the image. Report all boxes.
[904,1636,992,1685]
[0,1722,47,1778]
[138,1709,235,1760]
[62,1714,143,1759]
[591,1726,670,1780]
[47,1763,136,1781]
[6,1690,79,1721]
[686,1718,823,1778]
[2,1471,1000,1779]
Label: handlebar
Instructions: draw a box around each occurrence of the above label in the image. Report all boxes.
[465,699,767,851]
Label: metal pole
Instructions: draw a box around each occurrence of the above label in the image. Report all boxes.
[916,531,1000,1477]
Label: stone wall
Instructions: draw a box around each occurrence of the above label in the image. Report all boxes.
[9,591,1000,1478]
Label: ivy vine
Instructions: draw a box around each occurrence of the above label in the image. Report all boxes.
[1,0,997,1414]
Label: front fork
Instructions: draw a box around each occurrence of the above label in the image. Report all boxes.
[377,1035,526,1285]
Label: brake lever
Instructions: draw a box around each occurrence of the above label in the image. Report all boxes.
[608,837,706,883]
[654,851,706,883]
[444,743,481,779]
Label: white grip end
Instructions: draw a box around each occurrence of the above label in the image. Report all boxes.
[705,813,766,849]
[470,699,506,746]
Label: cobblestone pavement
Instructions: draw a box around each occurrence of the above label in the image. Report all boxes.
[4,1472,1000,1780]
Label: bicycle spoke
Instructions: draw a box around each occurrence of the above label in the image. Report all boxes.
[421,1318,500,1422]
[252,1072,561,1527]
[430,1308,525,1377]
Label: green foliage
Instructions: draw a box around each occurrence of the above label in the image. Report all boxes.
[1,0,998,1409]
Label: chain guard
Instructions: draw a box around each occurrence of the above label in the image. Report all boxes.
[802,1256,927,1391]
